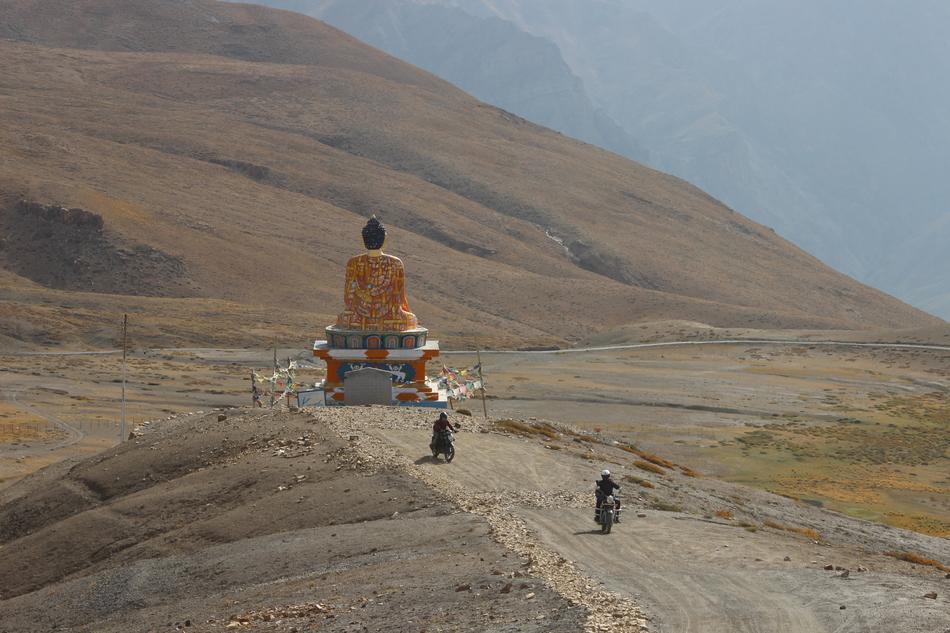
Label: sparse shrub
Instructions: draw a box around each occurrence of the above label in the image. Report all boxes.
[885,551,949,572]
[634,460,666,475]
[623,474,656,489]
[493,419,560,440]
[619,444,678,469]
[650,499,683,512]
[494,419,533,435]
[764,519,822,541]
[635,451,676,469]
[715,509,734,520]
[679,466,700,477]
[788,526,822,541]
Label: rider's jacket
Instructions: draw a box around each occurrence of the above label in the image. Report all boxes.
[596,477,621,496]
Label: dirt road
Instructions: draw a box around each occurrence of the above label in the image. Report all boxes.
[371,426,950,633]
[521,508,949,633]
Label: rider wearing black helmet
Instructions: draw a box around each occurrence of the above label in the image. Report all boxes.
[430,412,453,451]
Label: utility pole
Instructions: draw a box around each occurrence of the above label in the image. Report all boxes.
[476,347,488,419]
[120,313,127,442]
[271,341,278,408]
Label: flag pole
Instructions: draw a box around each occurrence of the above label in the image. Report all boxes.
[476,347,488,419]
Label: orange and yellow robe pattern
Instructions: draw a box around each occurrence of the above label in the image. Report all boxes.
[336,253,419,331]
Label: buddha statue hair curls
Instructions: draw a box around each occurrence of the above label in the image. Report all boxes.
[361,216,386,250]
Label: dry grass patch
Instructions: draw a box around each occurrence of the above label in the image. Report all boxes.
[885,551,950,573]
[620,444,676,468]
[714,509,734,520]
[649,499,683,513]
[884,512,950,539]
[636,451,676,469]
[634,460,666,475]
[623,474,656,489]
[621,443,700,477]
[493,419,560,440]
[763,519,822,541]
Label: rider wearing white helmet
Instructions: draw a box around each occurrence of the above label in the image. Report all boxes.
[595,469,621,523]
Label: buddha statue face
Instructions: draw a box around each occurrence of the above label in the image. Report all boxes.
[362,216,386,253]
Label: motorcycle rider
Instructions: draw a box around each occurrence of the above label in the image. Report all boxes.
[430,411,454,451]
[594,469,621,523]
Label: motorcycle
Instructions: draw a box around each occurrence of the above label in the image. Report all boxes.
[595,492,620,534]
[431,428,456,462]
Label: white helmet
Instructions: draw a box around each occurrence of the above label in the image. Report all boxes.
[601,469,610,477]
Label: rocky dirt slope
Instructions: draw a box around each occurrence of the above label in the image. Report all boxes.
[0,410,584,632]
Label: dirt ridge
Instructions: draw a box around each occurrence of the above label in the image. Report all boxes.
[318,409,649,632]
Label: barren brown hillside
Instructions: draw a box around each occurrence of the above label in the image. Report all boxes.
[0,0,940,348]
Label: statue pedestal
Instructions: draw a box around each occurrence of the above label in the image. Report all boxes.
[313,339,447,407]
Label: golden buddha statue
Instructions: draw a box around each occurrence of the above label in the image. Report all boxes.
[335,216,419,332]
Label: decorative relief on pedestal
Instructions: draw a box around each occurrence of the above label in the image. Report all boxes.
[325,326,428,350]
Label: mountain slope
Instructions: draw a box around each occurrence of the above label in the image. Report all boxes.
[279,0,649,163]
[0,0,939,349]
[295,0,950,319]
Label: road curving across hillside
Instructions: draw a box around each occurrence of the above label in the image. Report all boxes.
[443,339,950,355]
[6,338,950,358]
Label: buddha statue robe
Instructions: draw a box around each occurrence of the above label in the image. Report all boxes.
[336,252,418,331]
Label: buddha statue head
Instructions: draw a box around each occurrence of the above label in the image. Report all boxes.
[362,215,386,252]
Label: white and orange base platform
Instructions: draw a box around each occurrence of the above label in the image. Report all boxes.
[313,339,447,407]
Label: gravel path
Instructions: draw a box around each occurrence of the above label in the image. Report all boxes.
[314,407,649,633]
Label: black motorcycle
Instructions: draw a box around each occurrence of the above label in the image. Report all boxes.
[595,492,621,534]
[431,428,456,462]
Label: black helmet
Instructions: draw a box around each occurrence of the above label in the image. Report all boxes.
[438,412,448,420]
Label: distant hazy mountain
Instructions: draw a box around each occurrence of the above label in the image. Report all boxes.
[256,0,950,320]
[255,0,648,163]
